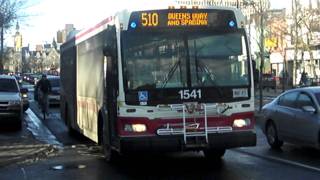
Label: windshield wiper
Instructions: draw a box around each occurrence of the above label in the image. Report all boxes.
[161,59,181,88]
[194,40,202,85]
[197,62,223,97]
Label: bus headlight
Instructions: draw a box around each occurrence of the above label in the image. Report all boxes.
[233,119,251,128]
[124,124,147,132]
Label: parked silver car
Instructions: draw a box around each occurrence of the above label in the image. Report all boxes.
[260,87,320,149]
[0,75,24,129]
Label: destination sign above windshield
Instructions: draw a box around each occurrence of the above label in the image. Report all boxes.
[167,12,208,26]
[128,9,237,30]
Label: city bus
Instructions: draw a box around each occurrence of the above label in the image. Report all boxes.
[60,5,256,161]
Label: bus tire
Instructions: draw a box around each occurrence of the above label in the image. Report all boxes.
[203,149,226,160]
[65,104,77,136]
[203,149,225,160]
[102,120,120,163]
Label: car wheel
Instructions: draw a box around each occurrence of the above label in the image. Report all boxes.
[16,121,22,130]
[203,149,226,160]
[23,105,29,112]
[13,116,22,130]
[266,122,283,149]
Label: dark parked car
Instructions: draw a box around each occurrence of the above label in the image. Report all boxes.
[34,75,60,105]
[21,87,29,112]
[29,74,41,85]
[261,73,276,89]
[260,87,320,149]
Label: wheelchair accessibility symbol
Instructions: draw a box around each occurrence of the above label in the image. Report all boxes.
[138,91,148,102]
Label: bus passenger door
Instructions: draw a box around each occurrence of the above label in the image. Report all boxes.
[103,26,118,146]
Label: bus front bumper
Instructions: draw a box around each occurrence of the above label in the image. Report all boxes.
[119,130,256,153]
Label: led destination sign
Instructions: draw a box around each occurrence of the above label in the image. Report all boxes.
[167,12,208,26]
[129,9,237,29]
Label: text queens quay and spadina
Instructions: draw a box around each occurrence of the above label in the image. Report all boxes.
[167,12,208,26]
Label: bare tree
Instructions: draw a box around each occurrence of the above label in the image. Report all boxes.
[298,1,319,80]
[0,0,26,73]
[289,0,320,86]
[245,0,271,111]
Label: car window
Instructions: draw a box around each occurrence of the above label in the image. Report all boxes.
[278,95,285,105]
[279,91,298,108]
[315,93,320,105]
[0,79,19,92]
[296,93,315,109]
[49,78,60,87]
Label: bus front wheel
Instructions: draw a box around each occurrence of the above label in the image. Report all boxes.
[102,123,120,163]
[203,149,226,160]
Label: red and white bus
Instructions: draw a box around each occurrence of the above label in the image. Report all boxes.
[60,5,256,161]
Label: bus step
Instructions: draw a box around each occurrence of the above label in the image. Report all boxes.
[185,132,207,137]
[185,143,208,149]
[185,136,208,145]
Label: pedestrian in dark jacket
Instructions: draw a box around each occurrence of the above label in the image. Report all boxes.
[300,70,308,86]
[35,74,51,115]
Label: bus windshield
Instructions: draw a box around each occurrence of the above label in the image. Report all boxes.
[122,30,250,91]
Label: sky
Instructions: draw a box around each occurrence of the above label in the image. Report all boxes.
[5,0,292,49]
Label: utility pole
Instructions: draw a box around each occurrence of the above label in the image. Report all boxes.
[293,0,299,86]
[0,25,3,74]
[0,2,3,74]
[258,0,265,111]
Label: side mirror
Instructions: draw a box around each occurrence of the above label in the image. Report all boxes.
[302,106,316,114]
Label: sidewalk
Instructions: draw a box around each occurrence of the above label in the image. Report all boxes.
[0,113,59,167]
[254,88,285,118]
[255,88,285,98]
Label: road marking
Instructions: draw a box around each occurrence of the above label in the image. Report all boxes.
[25,109,63,148]
[234,149,320,173]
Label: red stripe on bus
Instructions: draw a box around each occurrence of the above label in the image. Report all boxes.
[75,16,113,41]
[77,99,98,112]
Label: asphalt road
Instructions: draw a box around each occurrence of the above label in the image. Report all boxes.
[0,89,320,179]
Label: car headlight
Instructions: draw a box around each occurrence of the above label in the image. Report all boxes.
[9,100,21,105]
[233,118,251,128]
[124,124,147,132]
[22,94,28,98]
